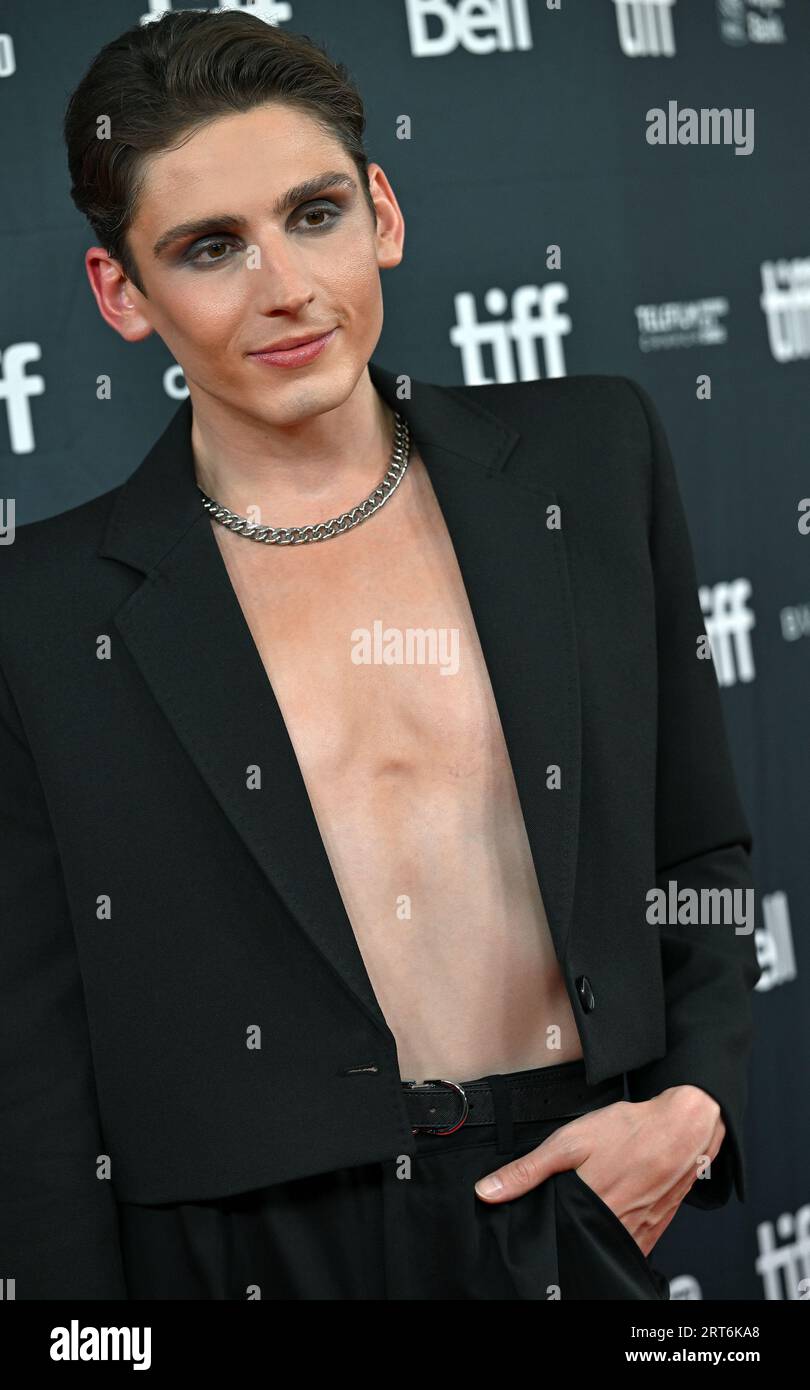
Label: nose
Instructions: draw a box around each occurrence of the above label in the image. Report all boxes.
[247,231,316,315]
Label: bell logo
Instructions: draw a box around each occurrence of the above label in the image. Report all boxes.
[405,0,533,58]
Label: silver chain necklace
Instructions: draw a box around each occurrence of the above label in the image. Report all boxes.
[197,411,411,546]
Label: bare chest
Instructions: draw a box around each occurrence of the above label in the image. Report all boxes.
[211,461,512,795]
[207,453,580,1080]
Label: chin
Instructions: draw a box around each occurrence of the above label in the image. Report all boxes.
[288,361,363,416]
[253,379,346,427]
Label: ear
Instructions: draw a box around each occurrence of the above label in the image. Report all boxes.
[84,247,154,343]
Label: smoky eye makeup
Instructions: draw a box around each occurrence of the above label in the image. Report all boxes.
[176,190,355,266]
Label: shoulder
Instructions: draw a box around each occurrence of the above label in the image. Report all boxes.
[1,482,122,572]
[439,373,659,514]
[0,483,124,651]
[444,372,654,440]
[442,374,658,487]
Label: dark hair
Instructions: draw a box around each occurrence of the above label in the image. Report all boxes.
[63,9,376,297]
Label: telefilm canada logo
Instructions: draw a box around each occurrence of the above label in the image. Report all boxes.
[635,299,729,352]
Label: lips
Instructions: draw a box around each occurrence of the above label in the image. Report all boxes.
[248,327,337,367]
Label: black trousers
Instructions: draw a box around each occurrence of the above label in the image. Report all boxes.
[117,1058,671,1300]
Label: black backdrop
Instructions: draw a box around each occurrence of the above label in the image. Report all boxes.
[1,0,808,1303]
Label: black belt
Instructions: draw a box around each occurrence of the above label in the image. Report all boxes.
[401,1065,625,1135]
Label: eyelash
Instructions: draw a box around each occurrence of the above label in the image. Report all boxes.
[186,204,341,265]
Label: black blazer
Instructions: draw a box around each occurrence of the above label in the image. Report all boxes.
[0,364,761,1298]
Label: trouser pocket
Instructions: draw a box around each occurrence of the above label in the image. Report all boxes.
[553,1167,670,1300]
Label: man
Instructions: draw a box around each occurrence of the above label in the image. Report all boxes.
[0,10,760,1299]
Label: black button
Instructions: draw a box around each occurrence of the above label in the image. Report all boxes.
[575,975,595,1012]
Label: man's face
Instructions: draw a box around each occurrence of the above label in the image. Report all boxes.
[104,103,403,424]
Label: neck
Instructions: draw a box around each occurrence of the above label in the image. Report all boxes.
[189,367,396,530]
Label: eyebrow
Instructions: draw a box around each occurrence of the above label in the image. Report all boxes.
[151,171,358,259]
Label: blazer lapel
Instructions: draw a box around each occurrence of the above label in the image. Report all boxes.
[100,362,581,1039]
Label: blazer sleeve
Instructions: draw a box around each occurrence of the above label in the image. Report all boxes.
[619,376,762,1211]
[0,655,128,1297]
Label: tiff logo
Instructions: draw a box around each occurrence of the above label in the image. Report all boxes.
[450,283,571,384]
[0,343,45,454]
[757,1206,810,1300]
[614,0,677,57]
[755,891,797,991]
[760,258,810,362]
[0,32,15,77]
[699,578,756,686]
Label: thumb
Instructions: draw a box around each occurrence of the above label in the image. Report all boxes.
[474,1136,579,1203]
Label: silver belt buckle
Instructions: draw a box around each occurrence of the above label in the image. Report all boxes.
[404,1078,470,1135]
